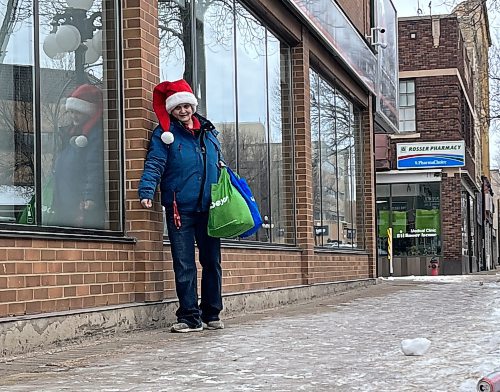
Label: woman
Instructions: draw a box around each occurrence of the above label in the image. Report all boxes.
[139,79,224,333]
[52,84,105,229]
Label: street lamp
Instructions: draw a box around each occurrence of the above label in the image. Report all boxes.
[42,0,102,82]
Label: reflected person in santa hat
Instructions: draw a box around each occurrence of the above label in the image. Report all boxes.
[139,79,225,333]
[52,83,105,229]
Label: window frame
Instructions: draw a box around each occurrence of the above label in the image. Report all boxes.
[398,79,416,133]
[0,0,126,237]
[310,68,365,251]
[158,0,297,246]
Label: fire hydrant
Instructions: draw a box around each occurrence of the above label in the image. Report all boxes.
[429,257,439,276]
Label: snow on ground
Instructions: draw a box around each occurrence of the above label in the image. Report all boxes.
[381,273,500,283]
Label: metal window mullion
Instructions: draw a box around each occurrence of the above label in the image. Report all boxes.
[191,0,197,89]
[317,74,323,241]
[349,104,355,246]
[233,0,239,173]
[117,0,126,234]
[33,0,42,226]
[289,49,297,246]
[264,30,272,243]
[333,87,340,246]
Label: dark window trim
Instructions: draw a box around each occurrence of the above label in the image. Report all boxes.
[164,237,301,251]
[0,228,136,243]
[314,247,369,256]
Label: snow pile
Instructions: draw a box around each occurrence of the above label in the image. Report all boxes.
[400,338,431,356]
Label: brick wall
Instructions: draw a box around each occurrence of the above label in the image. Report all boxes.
[0,240,136,317]
[361,98,377,277]
[291,31,315,285]
[441,174,463,263]
[399,16,473,102]
[399,17,461,73]
[122,0,165,303]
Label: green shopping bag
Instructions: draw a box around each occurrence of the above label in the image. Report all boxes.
[208,167,254,238]
[17,176,55,225]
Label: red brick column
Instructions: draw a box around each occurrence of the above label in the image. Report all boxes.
[360,98,376,277]
[122,0,164,302]
[292,31,315,284]
[441,173,463,266]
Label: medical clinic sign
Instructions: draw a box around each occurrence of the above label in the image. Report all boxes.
[397,141,465,169]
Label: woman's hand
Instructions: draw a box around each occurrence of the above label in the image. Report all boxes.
[81,200,95,210]
[141,199,153,208]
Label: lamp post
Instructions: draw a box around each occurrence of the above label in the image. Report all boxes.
[42,0,102,83]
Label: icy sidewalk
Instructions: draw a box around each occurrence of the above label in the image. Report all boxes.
[2,275,500,391]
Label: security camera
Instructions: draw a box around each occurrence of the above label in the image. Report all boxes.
[366,27,387,43]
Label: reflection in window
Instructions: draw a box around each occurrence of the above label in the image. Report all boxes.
[236,7,269,242]
[159,0,191,81]
[310,69,364,250]
[1,0,122,231]
[0,2,35,224]
[399,79,415,132]
[159,0,296,244]
[377,182,441,256]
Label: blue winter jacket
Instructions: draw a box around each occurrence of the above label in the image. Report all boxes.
[138,113,222,213]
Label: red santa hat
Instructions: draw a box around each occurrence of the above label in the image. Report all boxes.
[65,84,103,147]
[153,79,198,144]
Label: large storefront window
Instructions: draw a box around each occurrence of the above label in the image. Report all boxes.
[0,0,122,231]
[159,0,296,244]
[310,69,365,250]
[377,182,441,256]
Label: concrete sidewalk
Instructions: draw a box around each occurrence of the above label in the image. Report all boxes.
[2,275,500,391]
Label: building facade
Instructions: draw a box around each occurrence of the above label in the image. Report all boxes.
[0,0,399,353]
[376,9,491,276]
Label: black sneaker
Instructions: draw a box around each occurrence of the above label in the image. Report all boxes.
[170,322,203,333]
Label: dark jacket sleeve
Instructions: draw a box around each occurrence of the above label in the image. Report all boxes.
[138,127,169,200]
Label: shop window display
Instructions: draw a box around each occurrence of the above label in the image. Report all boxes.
[0,0,122,231]
[376,182,441,256]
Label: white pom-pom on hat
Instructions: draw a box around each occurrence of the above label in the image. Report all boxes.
[65,84,103,147]
[74,135,88,148]
[161,131,174,145]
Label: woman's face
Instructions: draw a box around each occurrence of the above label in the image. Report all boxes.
[171,103,193,124]
[68,109,90,126]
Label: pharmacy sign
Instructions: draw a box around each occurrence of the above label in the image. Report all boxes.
[397,141,465,169]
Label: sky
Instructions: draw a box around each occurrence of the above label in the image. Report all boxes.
[392,0,452,17]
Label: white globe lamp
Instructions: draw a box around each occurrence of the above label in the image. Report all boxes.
[67,0,94,11]
[55,24,81,52]
[84,41,100,64]
[43,33,63,59]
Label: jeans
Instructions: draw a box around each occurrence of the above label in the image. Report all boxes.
[166,211,222,327]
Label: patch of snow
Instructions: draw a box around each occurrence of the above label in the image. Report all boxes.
[401,338,431,356]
